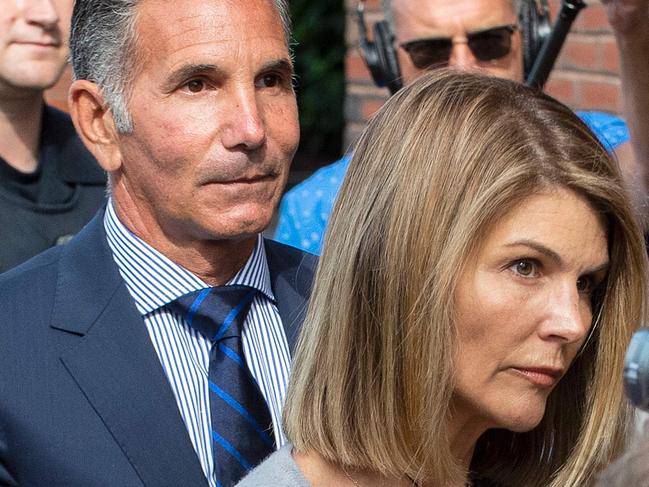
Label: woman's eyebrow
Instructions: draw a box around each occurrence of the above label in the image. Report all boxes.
[584,261,609,276]
[503,239,609,274]
[503,240,562,264]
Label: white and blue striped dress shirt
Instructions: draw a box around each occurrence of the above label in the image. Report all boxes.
[103,201,291,487]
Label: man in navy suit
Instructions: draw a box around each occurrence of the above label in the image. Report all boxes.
[0,0,315,485]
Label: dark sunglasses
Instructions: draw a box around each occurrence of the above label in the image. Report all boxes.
[400,24,518,69]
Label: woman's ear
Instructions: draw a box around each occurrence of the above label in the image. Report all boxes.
[68,80,124,173]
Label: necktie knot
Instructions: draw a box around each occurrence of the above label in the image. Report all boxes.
[168,285,257,342]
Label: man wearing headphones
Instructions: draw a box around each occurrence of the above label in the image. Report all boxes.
[275,0,649,254]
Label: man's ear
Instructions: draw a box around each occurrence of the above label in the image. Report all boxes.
[69,80,124,173]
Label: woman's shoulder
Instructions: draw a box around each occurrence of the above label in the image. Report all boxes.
[236,443,311,487]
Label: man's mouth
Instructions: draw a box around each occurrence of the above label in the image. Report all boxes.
[12,40,61,48]
[205,172,278,185]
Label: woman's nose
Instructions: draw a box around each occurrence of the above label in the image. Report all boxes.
[538,282,591,344]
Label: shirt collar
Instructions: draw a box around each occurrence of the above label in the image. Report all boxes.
[103,199,275,316]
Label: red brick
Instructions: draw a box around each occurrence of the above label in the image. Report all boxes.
[345,0,381,13]
[361,98,385,120]
[45,98,69,112]
[545,77,576,106]
[345,51,373,82]
[548,0,560,19]
[574,5,611,33]
[548,2,611,33]
[365,0,382,10]
[558,36,600,71]
[578,79,621,112]
[601,37,620,73]
[44,65,72,112]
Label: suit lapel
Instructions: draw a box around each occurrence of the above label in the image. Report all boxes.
[52,211,208,487]
[264,239,317,353]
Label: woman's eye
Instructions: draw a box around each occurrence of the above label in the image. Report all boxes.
[576,276,593,294]
[186,79,205,93]
[511,259,537,277]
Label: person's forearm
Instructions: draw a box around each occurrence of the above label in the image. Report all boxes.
[607,1,649,230]
[615,24,649,177]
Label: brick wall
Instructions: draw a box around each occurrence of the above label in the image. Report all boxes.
[344,0,623,151]
[44,65,72,112]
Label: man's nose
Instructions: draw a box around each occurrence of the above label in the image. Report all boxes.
[220,87,267,151]
[538,283,591,345]
[447,38,479,71]
[19,0,60,28]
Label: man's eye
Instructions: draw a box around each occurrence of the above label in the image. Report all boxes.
[185,79,205,93]
[257,73,282,89]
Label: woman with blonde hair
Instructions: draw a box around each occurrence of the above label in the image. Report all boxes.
[238,70,647,487]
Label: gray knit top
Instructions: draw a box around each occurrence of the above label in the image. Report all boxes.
[236,443,310,487]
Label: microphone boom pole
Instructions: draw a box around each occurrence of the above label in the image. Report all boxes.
[526,0,587,89]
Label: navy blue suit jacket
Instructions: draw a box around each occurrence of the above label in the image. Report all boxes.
[0,209,316,486]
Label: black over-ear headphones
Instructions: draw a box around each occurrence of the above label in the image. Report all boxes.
[356,1,403,94]
[356,0,552,94]
[520,0,552,79]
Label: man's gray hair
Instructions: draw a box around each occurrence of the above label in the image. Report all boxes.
[70,0,293,134]
[382,0,524,28]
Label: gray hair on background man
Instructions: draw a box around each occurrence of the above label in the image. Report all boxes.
[380,0,524,27]
[69,0,293,134]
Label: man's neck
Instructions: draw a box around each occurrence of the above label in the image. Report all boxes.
[0,94,45,173]
[110,194,258,287]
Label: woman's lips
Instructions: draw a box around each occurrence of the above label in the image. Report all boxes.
[510,367,563,388]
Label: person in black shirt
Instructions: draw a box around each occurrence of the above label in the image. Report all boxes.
[0,0,105,273]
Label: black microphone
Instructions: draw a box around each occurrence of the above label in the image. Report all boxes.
[624,328,649,411]
[525,0,587,90]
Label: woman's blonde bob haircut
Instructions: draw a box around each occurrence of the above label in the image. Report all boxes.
[284,70,648,486]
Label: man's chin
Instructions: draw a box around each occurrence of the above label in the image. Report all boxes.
[2,60,67,90]
[199,212,274,241]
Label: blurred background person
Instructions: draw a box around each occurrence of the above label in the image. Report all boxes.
[596,423,649,486]
[594,326,649,485]
[239,70,648,487]
[0,0,105,273]
[275,0,649,254]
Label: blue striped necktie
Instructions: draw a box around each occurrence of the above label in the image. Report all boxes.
[168,285,275,486]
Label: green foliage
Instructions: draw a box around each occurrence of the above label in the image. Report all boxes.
[290,0,346,164]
